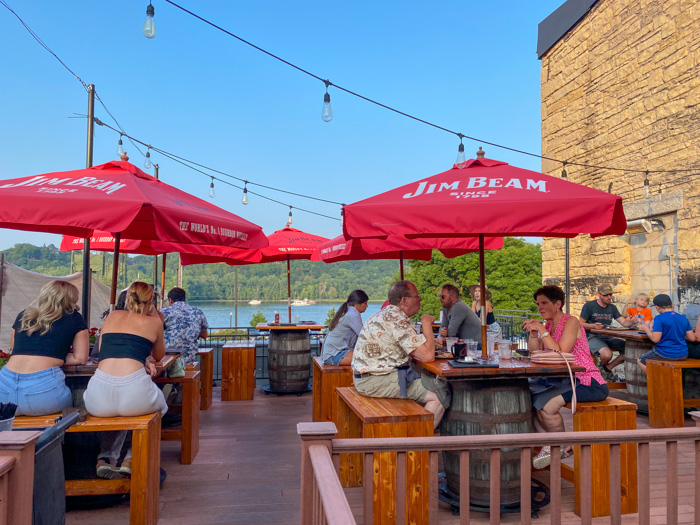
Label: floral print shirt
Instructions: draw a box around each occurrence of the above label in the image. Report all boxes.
[161,301,209,356]
[352,305,426,375]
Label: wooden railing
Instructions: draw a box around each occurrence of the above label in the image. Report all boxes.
[299,416,700,525]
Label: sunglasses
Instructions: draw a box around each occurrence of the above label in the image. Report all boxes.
[601,293,613,297]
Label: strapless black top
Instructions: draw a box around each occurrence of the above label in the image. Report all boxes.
[98,333,153,365]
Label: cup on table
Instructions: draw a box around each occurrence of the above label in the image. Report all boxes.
[445,337,458,355]
[486,333,496,356]
[498,339,513,360]
[466,340,479,359]
[294,314,301,324]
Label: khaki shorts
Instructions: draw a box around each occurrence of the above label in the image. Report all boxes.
[354,371,429,404]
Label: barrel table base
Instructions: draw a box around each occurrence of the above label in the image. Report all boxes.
[267,329,312,394]
[440,378,534,508]
[622,339,653,413]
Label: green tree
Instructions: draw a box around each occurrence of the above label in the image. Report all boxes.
[250,309,267,327]
[407,238,542,316]
[325,307,336,326]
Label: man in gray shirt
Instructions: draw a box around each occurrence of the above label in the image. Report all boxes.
[437,284,481,342]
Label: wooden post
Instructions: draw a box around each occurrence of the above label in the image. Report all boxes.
[298,422,337,525]
[479,234,488,356]
[161,253,167,306]
[287,255,292,323]
[109,233,121,308]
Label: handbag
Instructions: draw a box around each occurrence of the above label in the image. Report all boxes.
[531,350,577,414]
[166,356,186,378]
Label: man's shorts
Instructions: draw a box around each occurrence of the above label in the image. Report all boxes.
[588,335,625,355]
[639,347,688,365]
[354,370,428,404]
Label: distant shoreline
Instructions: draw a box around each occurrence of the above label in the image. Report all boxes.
[190,299,383,304]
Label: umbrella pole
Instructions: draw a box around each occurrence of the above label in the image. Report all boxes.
[161,254,167,306]
[287,255,292,323]
[81,84,95,326]
[109,233,121,309]
[400,252,404,280]
[479,234,488,358]
[153,255,159,306]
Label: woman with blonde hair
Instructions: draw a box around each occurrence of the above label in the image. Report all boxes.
[84,281,167,479]
[0,280,89,415]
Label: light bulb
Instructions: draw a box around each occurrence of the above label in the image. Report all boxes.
[144,150,152,169]
[117,137,124,156]
[288,209,293,225]
[142,3,156,39]
[455,142,466,166]
[209,179,215,199]
[321,92,333,122]
[340,211,344,227]
[242,186,249,205]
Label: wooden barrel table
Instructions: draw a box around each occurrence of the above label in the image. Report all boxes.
[268,329,312,393]
[623,338,652,413]
[440,378,534,507]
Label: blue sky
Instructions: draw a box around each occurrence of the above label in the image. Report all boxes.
[0,0,563,250]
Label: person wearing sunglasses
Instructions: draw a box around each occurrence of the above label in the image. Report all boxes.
[579,284,636,381]
[437,284,480,345]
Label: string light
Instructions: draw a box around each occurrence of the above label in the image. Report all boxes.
[561,161,568,180]
[321,80,333,122]
[288,207,293,226]
[455,135,466,167]
[242,182,249,205]
[644,171,650,198]
[340,209,344,228]
[209,177,215,198]
[608,182,613,194]
[144,148,152,169]
[117,134,124,157]
[143,2,156,39]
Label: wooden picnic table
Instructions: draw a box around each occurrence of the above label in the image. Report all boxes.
[413,355,584,509]
[591,327,652,412]
[63,353,178,377]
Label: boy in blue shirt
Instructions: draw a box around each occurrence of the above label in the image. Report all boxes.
[637,294,697,373]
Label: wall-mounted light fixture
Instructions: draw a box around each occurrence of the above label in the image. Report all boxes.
[626,219,652,234]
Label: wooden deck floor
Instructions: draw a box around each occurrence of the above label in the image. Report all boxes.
[64,387,698,524]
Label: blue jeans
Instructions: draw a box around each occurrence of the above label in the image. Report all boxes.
[324,349,350,366]
[0,366,72,416]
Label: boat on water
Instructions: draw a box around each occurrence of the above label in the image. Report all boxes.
[291,298,315,306]
[248,299,262,305]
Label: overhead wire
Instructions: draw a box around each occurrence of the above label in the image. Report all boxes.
[164,0,696,175]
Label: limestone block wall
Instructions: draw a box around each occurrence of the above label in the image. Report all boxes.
[539,0,700,314]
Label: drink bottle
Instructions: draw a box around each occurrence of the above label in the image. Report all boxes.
[274,311,279,324]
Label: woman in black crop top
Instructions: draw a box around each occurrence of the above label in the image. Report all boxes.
[469,284,503,338]
[0,281,89,416]
[83,281,167,479]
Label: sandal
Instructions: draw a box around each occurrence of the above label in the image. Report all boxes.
[96,457,129,479]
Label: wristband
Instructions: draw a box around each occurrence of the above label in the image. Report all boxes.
[540,331,550,339]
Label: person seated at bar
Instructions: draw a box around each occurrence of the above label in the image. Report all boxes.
[524,285,608,469]
[637,294,696,373]
[579,283,636,381]
[469,283,502,338]
[321,289,369,366]
[436,284,480,344]
[352,280,450,429]
[84,281,167,479]
[0,281,89,415]
[623,292,653,325]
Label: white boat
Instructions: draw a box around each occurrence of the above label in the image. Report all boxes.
[291,298,315,306]
[248,299,262,305]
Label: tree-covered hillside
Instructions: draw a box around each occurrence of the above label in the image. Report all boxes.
[1,239,542,308]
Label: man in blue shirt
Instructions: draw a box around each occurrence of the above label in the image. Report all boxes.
[637,293,697,373]
[161,287,209,361]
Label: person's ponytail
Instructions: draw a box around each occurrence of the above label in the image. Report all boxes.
[328,289,369,332]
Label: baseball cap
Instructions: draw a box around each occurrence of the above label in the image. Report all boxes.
[597,284,614,295]
[652,294,672,307]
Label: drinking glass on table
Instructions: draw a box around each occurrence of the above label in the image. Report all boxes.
[294,314,301,324]
[498,339,513,360]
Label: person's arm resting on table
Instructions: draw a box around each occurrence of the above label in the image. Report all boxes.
[411,314,436,362]
[64,329,90,365]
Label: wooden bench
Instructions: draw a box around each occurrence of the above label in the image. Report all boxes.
[13,413,161,525]
[336,386,433,525]
[311,356,353,425]
[647,358,700,428]
[560,397,638,518]
[154,370,200,464]
[221,340,256,401]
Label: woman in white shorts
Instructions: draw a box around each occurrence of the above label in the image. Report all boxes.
[84,282,167,479]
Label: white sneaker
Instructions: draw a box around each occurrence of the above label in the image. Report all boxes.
[533,447,552,469]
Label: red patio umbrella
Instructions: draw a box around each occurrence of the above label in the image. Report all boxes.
[311,234,503,279]
[0,161,267,305]
[342,155,627,353]
[180,227,329,322]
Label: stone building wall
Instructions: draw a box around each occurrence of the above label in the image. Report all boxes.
[539,0,700,316]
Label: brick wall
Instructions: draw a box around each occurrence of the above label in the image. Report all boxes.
[540,0,700,316]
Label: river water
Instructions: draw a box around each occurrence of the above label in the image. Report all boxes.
[191,300,383,328]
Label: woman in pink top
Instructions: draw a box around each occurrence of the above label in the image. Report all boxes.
[523,285,608,469]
